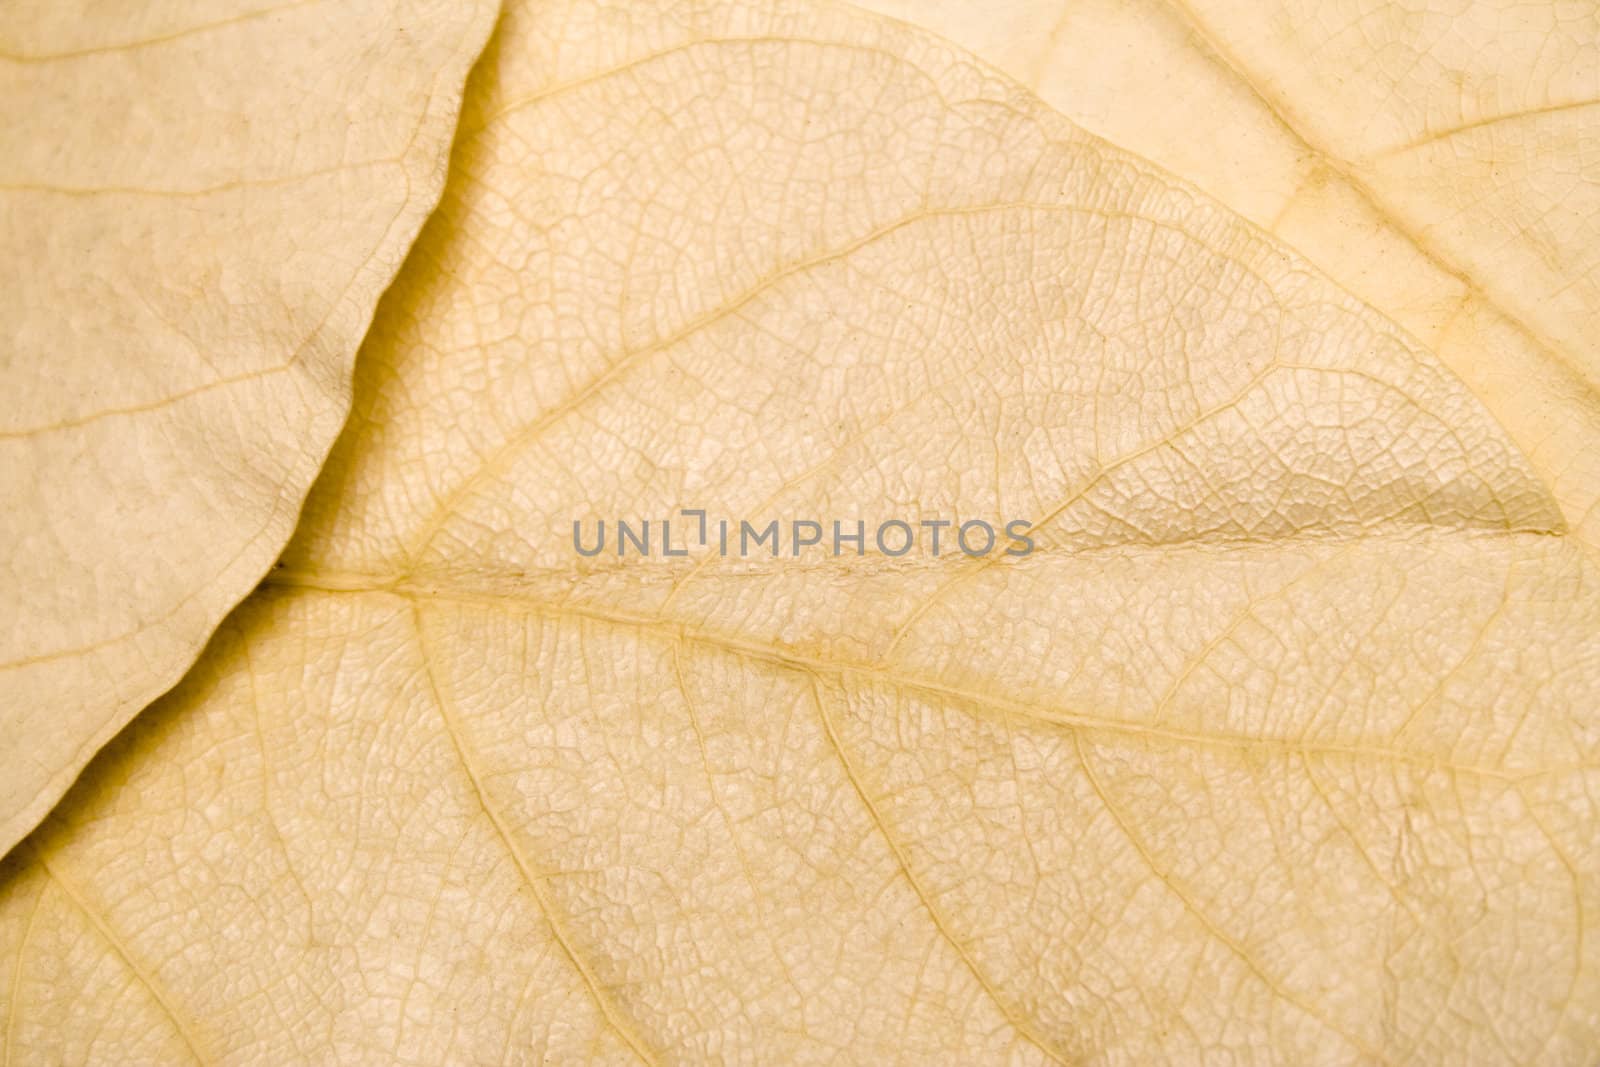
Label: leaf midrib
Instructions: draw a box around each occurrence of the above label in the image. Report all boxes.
[261,568,1591,784]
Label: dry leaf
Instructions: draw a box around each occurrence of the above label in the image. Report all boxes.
[4,0,1599,1062]
[857,0,1600,549]
[0,0,500,854]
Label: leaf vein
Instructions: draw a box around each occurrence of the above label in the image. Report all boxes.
[33,848,209,1065]
[408,604,658,1066]
[806,674,1073,1065]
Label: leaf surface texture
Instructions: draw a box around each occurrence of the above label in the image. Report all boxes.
[0,0,500,854]
[3,0,1600,1063]
[856,0,1600,551]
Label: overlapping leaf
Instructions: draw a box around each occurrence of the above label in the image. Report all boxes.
[3,0,1598,1062]
[0,0,500,855]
